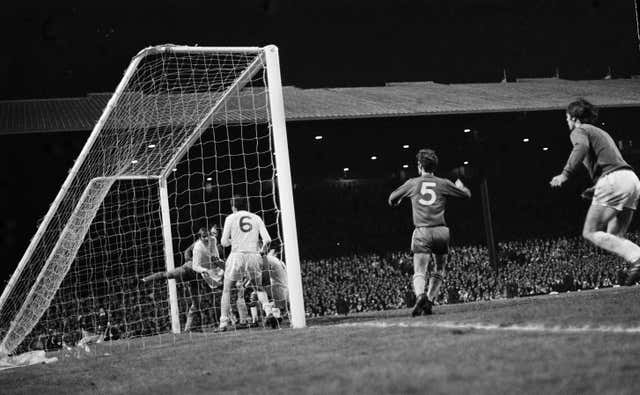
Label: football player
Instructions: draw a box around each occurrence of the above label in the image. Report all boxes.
[218,196,275,331]
[142,226,223,331]
[389,149,471,316]
[550,98,640,284]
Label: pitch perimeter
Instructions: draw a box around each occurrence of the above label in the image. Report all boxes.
[1,286,639,395]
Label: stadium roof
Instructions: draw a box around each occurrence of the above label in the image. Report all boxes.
[1,78,639,135]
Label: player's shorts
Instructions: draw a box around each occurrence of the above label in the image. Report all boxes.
[224,252,263,285]
[411,226,450,255]
[592,169,640,211]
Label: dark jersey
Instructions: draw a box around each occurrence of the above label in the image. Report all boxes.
[562,124,633,182]
[389,174,471,227]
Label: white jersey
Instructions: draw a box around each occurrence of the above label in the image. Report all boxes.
[191,238,220,273]
[221,210,271,254]
[264,255,288,289]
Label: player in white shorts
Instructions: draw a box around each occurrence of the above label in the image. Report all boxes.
[245,250,289,327]
[262,250,288,312]
[218,196,275,330]
[550,98,640,285]
[142,226,223,331]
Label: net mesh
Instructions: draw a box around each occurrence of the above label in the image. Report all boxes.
[0,46,286,354]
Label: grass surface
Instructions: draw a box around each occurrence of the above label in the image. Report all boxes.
[2,286,640,394]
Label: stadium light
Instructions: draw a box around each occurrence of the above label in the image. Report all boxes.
[131,159,138,164]
[464,128,471,133]
[402,164,409,168]
[523,138,530,143]
[463,161,469,165]
[314,135,323,140]
[147,144,156,148]
[172,168,177,172]
[403,144,410,149]
[206,177,212,181]
[542,147,549,151]
[371,156,378,160]
[343,167,349,172]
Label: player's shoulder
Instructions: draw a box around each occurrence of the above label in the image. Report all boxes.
[572,124,600,138]
[235,210,254,218]
[404,176,423,186]
[426,175,455,192]
[433,175,454,185]
[245,211,263,221]
[418,174,452,185]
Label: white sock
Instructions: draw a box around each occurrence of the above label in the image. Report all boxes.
[256,291,272,315]
[413,273,426,296]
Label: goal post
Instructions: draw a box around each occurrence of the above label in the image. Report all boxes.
[158,178,180,334]
[264,45,305,329]
[0,44,305,356]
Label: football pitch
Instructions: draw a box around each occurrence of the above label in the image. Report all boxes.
[2,286,640,394]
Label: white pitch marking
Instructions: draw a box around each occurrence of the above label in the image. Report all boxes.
[337,321,640,334]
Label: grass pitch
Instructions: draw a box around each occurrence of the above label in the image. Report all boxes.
[2,286,640,394]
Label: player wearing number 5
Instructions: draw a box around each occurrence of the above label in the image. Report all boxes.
[389,149,471,316]
[218,195,274,331]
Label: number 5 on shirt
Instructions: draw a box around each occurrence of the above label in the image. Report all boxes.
[419,182,437,206]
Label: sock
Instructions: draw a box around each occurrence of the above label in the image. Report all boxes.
[256,291,273,315]
[250,307,258,323]
[427,273,443,302]
[413,273,426,296]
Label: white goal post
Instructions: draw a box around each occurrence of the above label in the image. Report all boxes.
[0,44,305,356]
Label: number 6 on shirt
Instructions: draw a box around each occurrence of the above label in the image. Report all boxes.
[239,216,253,232]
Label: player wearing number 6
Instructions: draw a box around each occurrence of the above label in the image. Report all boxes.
[218,195,274,331]
[389,149,471,316]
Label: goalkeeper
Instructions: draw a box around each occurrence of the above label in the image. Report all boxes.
[142,226,224,331]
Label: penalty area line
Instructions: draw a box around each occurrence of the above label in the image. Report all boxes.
[336,321,640,335]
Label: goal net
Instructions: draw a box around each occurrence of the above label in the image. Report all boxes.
[0,45,304,356]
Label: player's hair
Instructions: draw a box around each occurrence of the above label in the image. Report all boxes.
[197,227,209,239]
[231,195,249,211]
[416,149,438,172]
[567,98,598,124]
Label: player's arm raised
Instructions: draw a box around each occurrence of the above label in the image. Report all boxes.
[453,179,472,198]
[183,243,194,262]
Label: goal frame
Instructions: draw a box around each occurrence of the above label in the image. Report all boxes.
[0,44,305,355]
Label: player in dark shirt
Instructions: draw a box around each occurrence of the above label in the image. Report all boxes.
[389,149,471,316]
[550,99,640,285]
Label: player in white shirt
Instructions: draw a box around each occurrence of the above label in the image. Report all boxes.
[190,226,224,288]
[262,250,288,312]
[142,226,223,331]
[247,250,289,328]
[218,196,274,330]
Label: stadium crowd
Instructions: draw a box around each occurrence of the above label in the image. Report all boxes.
[301,233,636,317]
